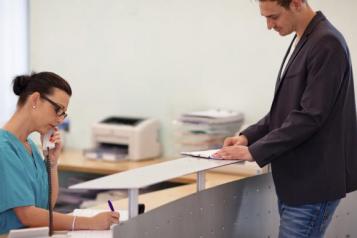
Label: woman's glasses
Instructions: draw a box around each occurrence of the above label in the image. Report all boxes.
[41,94,68,118]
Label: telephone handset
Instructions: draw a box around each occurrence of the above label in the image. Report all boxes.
[43,129,56,152]
[43,129,55,237]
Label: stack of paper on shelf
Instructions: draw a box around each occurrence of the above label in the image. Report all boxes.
[173,109,244,156]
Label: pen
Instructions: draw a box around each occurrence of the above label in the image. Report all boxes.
[108,200,115,212]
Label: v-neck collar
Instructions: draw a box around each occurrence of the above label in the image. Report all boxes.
[0,129,38,169]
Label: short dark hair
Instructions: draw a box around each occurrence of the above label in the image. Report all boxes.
[12,71,72,106]
[258,0,293,9]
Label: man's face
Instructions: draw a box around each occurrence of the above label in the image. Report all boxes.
[259,1,297,36]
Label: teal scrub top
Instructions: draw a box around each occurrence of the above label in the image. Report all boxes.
[0,129,48,235]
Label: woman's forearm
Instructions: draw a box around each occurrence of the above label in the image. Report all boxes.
[13,206,93,231]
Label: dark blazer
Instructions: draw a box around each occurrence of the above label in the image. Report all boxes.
[241,11,357,205]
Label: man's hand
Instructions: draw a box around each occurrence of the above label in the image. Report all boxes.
[213,145,254,161]
[223,135,248,147]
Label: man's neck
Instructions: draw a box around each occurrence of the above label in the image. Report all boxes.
[295,7,316,40]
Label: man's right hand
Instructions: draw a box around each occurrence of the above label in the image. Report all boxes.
[223,135,248,147]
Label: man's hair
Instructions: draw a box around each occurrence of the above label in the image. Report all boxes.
[258,0,307,9]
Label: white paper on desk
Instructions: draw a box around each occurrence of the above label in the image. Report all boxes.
[68,209,128,238]
[181,149,244,162]
[68,230,112,238]
[181,149,220,159]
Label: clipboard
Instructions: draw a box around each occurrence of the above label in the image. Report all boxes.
[181,149,220,160]
[181,149,245,163]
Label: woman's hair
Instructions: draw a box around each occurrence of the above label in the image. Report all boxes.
[13,72,72,106]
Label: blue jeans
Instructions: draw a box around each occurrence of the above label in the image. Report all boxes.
[278,199,340,238]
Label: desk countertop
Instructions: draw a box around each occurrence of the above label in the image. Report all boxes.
[59,149,249,211]
[58,149,246,184]
[93,172,246,212]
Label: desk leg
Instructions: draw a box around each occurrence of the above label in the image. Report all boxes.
[196,171,205,191]
[128,189,139,218]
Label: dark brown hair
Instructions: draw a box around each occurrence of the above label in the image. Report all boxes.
[258,0,297,9]
[12,72,72,106]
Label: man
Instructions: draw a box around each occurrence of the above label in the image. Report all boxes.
[214,0,357,237]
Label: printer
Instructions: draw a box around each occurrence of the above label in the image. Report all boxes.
[84,116,161,161]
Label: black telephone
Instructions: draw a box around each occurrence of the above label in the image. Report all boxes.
[43,129,55,237]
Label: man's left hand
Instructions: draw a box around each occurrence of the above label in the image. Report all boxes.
[213,145,254,161]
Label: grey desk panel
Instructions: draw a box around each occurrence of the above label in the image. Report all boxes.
[113,173,279,238]
[113,173,357,238]
[326,192,357,238]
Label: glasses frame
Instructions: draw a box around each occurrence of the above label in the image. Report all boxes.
[41,94,68,119]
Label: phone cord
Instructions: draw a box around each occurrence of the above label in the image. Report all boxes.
[46,148,53,236]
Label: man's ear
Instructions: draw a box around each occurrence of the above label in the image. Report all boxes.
[290,0,304,11]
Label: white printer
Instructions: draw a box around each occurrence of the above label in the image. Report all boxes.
[84,117,161,161]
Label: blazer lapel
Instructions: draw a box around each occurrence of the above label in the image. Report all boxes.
[274,11,326,96]
[274,36,308,94]
[275,34,297,94]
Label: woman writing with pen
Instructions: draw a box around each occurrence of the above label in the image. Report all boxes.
[0,72,119,235]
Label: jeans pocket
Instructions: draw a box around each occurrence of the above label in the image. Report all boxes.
[319,199,340,233]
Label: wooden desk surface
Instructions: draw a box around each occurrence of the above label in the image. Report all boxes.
[58,149,166,175]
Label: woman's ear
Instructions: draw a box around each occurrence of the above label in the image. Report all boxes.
[29,92,41,109]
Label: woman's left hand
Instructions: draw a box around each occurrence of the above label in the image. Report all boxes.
[42,128,62,167]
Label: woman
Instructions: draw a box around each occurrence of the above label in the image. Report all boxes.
[0,72,119,234]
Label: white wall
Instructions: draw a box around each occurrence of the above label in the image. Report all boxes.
[30,0,357,155]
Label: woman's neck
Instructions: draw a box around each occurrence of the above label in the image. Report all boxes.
[3,109,35,143]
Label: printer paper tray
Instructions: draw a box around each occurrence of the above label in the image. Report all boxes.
[83,144,128,161]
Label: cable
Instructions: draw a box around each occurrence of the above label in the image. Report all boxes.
[46,148,53,237]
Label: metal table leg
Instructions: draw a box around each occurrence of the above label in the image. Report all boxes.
[196,171,206,191]
[128,188,139,218]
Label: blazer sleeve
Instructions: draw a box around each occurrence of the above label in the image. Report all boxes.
[249,34,349,167]
[240,112,270,145]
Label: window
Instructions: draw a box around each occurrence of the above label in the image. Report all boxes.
[0,0,29,125]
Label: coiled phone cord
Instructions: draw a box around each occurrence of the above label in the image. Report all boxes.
[46,148,54,237]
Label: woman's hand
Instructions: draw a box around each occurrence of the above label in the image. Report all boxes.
[42,128,62,167]
[89,212,120,230]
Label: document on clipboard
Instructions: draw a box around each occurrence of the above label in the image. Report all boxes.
[181,149,220,159]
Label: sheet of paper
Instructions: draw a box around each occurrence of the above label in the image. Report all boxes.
[183,109,241,118]
[181,149,220,159]
[68,230,112,238]
[181,149,244,162]
[72,209,128,222]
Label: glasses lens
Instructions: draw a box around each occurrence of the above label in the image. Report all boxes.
[56,109,67,118]
[41,95,67,118]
